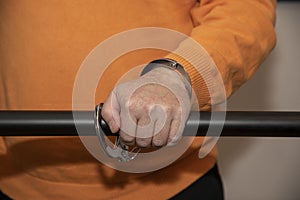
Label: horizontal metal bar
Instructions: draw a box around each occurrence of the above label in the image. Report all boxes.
[0,111,300,137]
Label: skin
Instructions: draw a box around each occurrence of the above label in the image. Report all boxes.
[101,67,191,148]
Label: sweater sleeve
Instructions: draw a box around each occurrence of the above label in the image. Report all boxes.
[167,0,276,110]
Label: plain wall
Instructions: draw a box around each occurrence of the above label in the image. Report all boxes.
[217,2,300,200]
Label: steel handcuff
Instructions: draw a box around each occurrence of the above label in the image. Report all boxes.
[94,103,141,162]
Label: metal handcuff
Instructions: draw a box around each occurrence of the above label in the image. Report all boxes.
[94,103,141,162]
[94,58,192,162]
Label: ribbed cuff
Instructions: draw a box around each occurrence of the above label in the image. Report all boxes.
[166,39,225,110]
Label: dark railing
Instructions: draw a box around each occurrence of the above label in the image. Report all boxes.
[0,110,300,137]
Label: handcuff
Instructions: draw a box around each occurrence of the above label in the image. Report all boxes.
[95,59,191,162]
[94,103,141,162]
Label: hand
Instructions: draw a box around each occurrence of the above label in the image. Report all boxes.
[101,67,191,148]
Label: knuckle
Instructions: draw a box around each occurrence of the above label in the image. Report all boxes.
[126,99,140,114]
[168,135,181,145]
[136,138,151,148]
[164,105,173,114]
[152,131,168,147]
[120,133,134,144]
[152,139,166,147]
[138,117,151,127]
[101,109,112,122]
[101,108,111,120]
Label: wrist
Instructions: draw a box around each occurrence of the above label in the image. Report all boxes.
[141,58,192,98]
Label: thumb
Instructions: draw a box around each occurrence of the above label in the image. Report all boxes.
[101,91,120,133]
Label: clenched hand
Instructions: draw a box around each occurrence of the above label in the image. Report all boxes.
[101,67,191,148]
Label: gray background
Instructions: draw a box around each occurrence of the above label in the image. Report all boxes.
[217,2,300,200]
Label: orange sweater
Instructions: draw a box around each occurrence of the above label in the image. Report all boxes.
[0,1,276,199]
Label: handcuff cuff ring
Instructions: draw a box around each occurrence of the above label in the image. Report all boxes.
[94,103,141,162]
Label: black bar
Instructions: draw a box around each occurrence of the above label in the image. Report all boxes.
[0,111,95,136]
[0,111,300,137]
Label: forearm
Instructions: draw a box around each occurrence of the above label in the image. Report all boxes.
[167,0,277,110]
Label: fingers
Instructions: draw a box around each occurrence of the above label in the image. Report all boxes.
[119,106,137,145]
[131,105,180,148]
[167,118,182,147]
[152,118,171,147]
[150,106,172,147]
[116,102,178,148]
[101,91,120,133]
[101,83,189,148]
[135,116,152,147]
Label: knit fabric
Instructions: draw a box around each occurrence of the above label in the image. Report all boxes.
[0,0,276,199]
